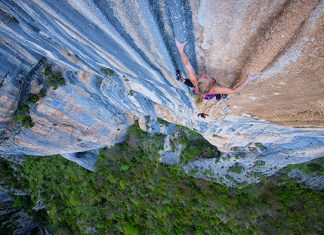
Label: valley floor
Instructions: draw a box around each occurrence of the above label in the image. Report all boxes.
[1,124,323,234]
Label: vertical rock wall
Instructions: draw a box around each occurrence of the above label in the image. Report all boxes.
[190,0,324,126]
[0,0,323,182]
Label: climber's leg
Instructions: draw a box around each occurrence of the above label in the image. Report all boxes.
[184,79,194,88]
[176,70,194,88]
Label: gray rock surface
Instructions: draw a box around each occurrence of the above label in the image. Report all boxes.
[0,0,323,184]
[0,192,49,235]
[288,168,324,190]
[61,149,99,171]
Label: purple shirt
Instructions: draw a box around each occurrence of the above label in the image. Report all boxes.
[192,88,216,100]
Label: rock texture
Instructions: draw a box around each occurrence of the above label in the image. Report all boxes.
[192,0,324,126]
[0,192,49,235]
[61,149,99,171]
[0,0,323,183]
[287,168,324,190]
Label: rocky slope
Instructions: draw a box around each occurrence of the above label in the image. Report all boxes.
[0,0,323,184]
[0,192,49,235]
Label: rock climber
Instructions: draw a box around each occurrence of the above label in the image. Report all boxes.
[175,39,257,104]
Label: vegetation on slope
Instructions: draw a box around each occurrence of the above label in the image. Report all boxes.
[0,158,50,233]
[0,124,323,234]
[43,66,65,89]
[12,65,65,129]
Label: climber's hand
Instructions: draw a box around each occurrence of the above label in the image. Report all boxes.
[247,73,259,83]
[175,38,188,53]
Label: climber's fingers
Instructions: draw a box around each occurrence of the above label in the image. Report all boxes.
[175,38,188,51]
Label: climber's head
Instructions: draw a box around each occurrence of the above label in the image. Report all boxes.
[197,75,213,94]
[195,75,214,104]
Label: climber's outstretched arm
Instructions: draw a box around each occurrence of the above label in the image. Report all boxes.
[175,39,198,87]
[208,74,258,95]
[209,84,244,95]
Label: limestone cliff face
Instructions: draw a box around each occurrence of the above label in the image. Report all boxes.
[0,1,323,183]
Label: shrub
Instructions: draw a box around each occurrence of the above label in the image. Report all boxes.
[21,115,34,128]
[43,66,52,76]
[39,88,47,98]
[13,196,27,208]
[13,113,25,122]
[12,64,56,129]
[20,104,30,112]
[46,72,65,89]
[26,94,40,104]
[43,66,65,89]
[13,112,34,129]
[228,163,244,174]
[13,87,46,129]
[285,157,324,175]
[306,160,324,175]
[100,67,114,76]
